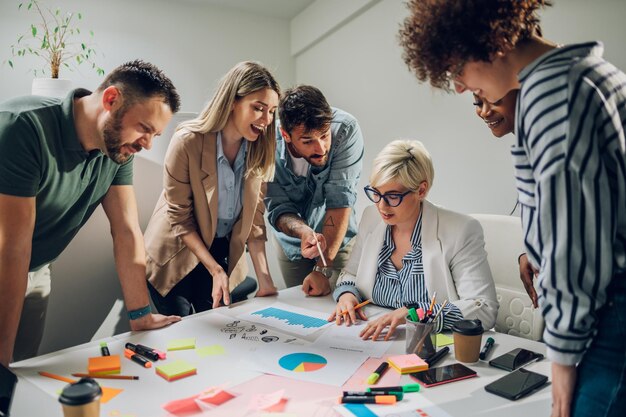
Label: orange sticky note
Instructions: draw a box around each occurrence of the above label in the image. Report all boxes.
[88,355,121,375]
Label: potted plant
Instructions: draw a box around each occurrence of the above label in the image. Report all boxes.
[6,0,104,97]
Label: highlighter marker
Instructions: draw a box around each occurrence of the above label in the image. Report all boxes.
[367,383,420,393]
[100,342,110,356]
[367,362,389,385]
[425,346,450,367]
[343,391,403,400]
[479,337,495,360]
[125,343,159,361]
[124,348,152,368]
[408,308,419,322]
[341,395,396,404]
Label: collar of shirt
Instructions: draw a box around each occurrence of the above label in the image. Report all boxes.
[518,41,603,83]
[379,206,424,264]
[216,130,247,171]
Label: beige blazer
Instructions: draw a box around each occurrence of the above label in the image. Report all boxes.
[338,200,499,329]
[144,129,266,297]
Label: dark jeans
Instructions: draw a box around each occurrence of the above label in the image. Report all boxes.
[149,237,245,317]
[572,273,626,417]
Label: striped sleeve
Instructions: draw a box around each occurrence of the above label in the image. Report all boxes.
[522,62,623,365]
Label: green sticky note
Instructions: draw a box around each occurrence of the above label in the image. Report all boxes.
[196,345,225,357]
[156,359,197,381]
[167,338,196,351]
[436,333,454,347]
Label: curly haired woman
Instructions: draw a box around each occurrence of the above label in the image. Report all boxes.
[398,2,626,417]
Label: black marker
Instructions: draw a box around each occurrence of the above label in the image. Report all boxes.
[479,337,495,360]
[425,346,450,367]
[125,343,159,361]
[343,391,403,400]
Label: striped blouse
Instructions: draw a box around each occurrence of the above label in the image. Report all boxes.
[337,209,463,331]
[513,42,626,365]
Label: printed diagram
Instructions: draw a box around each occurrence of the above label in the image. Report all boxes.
[220,320,284,343]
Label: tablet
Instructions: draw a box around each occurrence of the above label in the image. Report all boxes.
[484,368,549,401]
[488,348,544,372]
[410,363,477,387]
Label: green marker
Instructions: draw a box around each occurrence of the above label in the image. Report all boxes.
[408,307,419,322]
[367,383,421,394]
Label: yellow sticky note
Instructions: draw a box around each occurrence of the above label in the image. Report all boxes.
[436,333,455,347]
[156,360,197,381]
[196,345,225,357]
[167,338,196,351]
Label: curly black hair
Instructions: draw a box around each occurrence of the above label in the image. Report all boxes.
[398,0,551,90]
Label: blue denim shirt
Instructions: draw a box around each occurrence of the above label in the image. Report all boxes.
[265,108,364,260]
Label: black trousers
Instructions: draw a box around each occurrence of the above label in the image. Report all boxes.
[149,237,231,317]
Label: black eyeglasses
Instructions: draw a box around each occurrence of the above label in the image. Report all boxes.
[364,186,413,207]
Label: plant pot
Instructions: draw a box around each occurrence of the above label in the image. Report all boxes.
[31,78,73,98]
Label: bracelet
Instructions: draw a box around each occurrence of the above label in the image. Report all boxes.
[127,305,151,321]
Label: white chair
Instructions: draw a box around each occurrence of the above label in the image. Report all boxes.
[471,214,544,341]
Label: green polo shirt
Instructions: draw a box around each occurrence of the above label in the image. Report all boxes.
[0,89,133,271]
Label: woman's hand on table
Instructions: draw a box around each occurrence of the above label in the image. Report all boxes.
[328,292,367,325]
[360,306,408,341]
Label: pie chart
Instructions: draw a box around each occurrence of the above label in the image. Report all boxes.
[278,353,327,372]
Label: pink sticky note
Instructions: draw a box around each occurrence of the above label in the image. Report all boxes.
[248,389,285,411]
[342,356,402,391]
[162,396,202,415]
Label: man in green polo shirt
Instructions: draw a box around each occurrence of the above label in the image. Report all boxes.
[0,60,183,366]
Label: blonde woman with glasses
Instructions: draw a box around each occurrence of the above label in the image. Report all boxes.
[329,140,498,340]
[144,62,280,316]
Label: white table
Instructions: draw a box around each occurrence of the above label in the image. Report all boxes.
[10,287,551,416]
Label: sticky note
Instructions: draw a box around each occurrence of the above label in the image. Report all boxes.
[88,355,121,375]
[167,338,196,351]
[436,333,455,347]
[387,354,428,374]
[156,360,197,381]
[196,345,225,357]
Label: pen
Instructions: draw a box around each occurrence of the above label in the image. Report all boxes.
[125,343,160,361]
[430,299,448,324]
[425,346,450,367]
[72,373,139,380]
[341,299,372,316]
[124,348,152,368]
[367,361,389,384]
[100,342,110,356]
[426,291,437,316]
[343,391,403,400]
[479,337,495,360]
[340,395,396,404]
[315,238,327,267]
[366,383,421,393]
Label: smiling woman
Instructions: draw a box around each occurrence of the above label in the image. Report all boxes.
[472,89,518,138]
[143,61,282,317]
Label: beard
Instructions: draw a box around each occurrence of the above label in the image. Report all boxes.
[286,142,328,167]
[103,107,137,164]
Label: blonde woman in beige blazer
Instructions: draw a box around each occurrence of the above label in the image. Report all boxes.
[144,62,280,316]
[329,140,498,340]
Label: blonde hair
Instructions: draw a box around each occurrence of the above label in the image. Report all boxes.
[370,140,434,193]
[177,61,280,181]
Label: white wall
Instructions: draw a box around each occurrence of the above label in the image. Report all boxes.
[0,0,295,355]
[294,0,626,218]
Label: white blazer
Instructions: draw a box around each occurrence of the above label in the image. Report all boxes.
[338,200,498,329]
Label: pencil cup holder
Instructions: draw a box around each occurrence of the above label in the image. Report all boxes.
[405,319,436,358]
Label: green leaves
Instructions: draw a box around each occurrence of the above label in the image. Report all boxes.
[6,0,104,78]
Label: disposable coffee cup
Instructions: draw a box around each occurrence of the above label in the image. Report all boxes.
[451,319,484,363]
[405,318,436,358]
[59,378,102,417]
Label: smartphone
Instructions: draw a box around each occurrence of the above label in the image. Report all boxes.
[484,368,549,400]
[0,364,17,417]
[488,348,544,372]
[410,363,477,387]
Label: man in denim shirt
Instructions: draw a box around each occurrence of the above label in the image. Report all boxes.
[265,86,364,296]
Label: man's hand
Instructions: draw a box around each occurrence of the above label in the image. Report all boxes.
[301,230,326,259]
[519,253,539,308]
[359,307,408,341]
[551,362,577,417]
[302,270,331,296]
[129,313,181,331]
[211,268,231,309]
[328,292,367,325]
[255,283,278,297]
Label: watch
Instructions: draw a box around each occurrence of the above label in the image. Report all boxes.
[313,265,334,279]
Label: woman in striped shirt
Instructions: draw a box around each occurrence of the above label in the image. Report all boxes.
[329,140,498,341]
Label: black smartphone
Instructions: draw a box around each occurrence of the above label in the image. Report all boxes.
[0,364,17,417]
[410,363,477,387]
[484,368,549,400]
[488,348,544,372]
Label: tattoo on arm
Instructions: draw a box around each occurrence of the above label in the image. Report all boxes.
[276,213,308,238]
[323,216,335,227]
